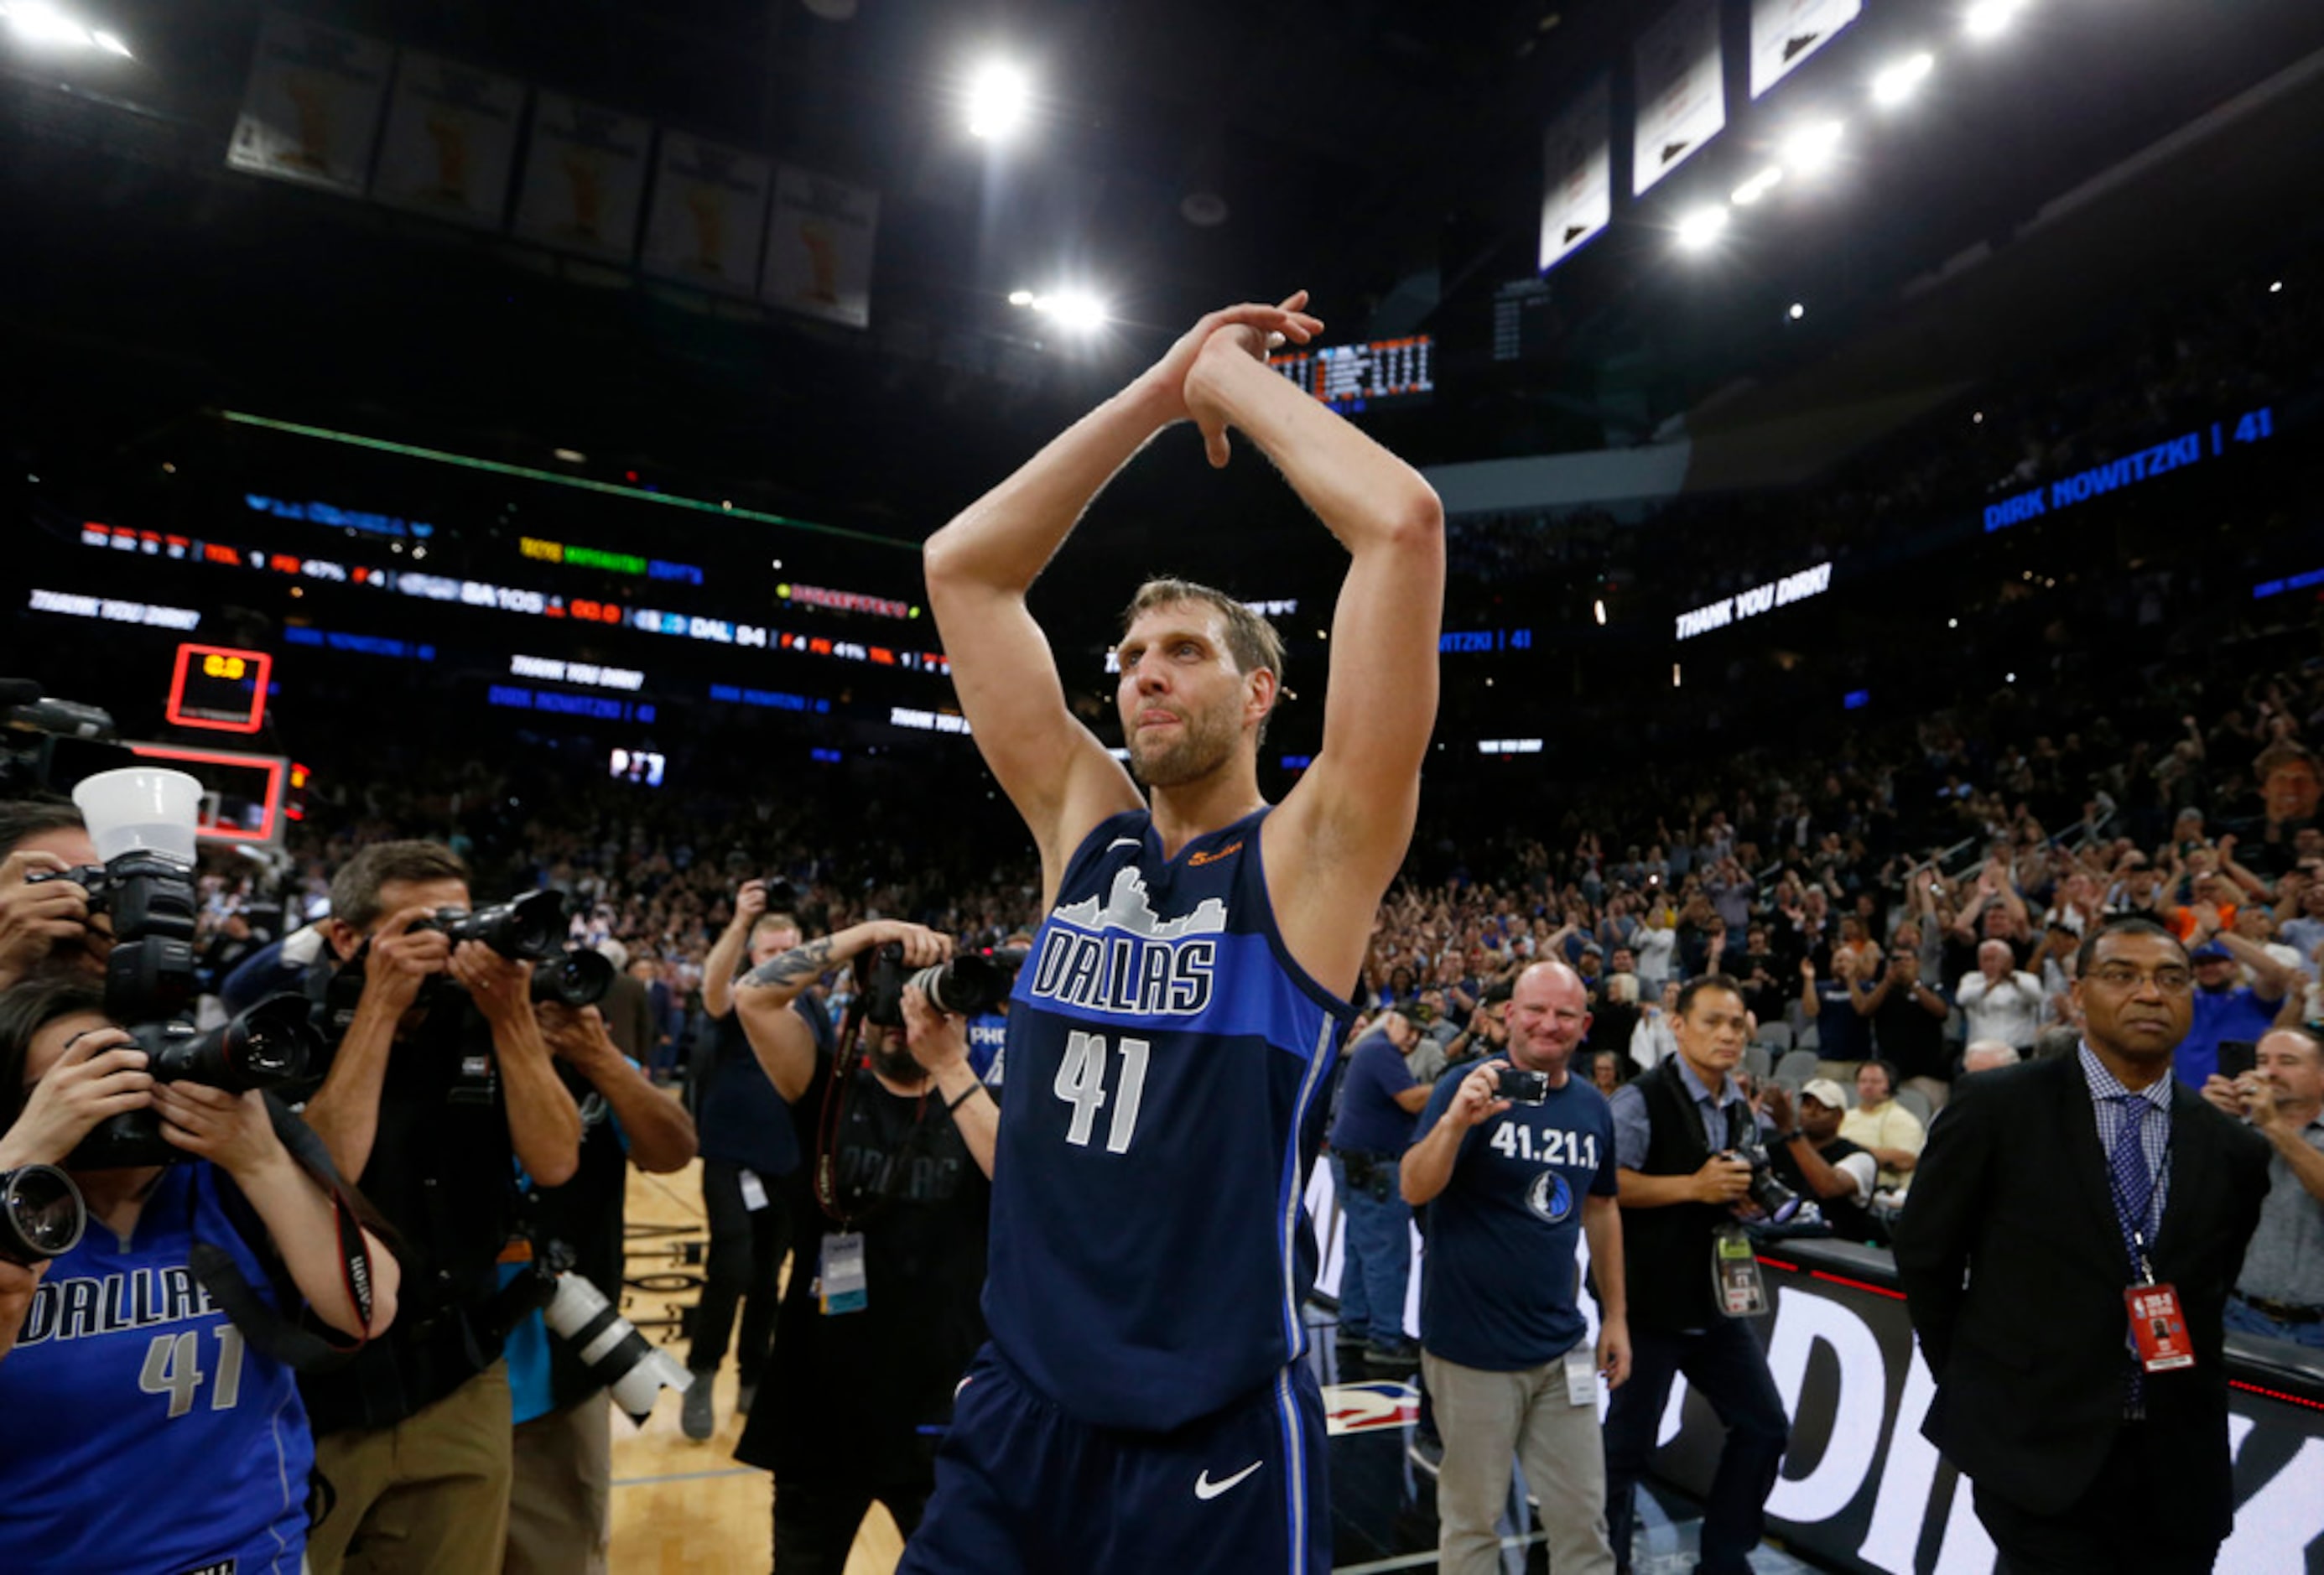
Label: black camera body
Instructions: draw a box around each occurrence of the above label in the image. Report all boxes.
[858,942,1025,1028]
[40,847,318,1168]
[411,890,570,962]
[412,891,611,1008]
[1495,1067,1551,1105]
[68,997,317,1169]
[1724,1143,1801,1224]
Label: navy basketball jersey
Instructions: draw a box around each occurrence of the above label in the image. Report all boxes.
[0,1163,315,1573]
[987,807,1355,1431]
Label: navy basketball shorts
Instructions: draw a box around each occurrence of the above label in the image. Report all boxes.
[897,1344,1331,1575]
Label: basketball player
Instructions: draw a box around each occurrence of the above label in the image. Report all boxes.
[900,293,1443,1573]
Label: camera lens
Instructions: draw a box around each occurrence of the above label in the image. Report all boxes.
[1,1165,87,1263]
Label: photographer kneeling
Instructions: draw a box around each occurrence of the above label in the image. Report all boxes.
[728,919,998,1573]
[0,975,398,1572]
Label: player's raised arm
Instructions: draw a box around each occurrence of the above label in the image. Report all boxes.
[1180,314,1446,975]
[923,296,1323,894]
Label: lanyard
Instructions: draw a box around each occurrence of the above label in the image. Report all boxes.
[2104,1125,2171,1287]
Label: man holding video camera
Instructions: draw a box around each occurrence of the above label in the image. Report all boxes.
[728,918,998,1572]
[295,840,583,1575]
[1400,960,1628,1575]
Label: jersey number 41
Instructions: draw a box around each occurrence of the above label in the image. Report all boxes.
[1053,1030,1151,1154]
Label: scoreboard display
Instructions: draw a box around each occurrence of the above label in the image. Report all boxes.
[1268,335,1434,414]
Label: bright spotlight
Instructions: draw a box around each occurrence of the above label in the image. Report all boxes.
[3,2,127,54]
[1964,0,2025,39]
[1593,599,1607,626]
[1675,205,1729,252]
[1783,121,1844,175]
[1006,288,1036,306]
[2269,280,2285,294]
[1788,301,1807,320]
[965,60,1031,141]
[1042,291,1110,330]
[1871,53,1934,107]
[1731,167,1784,205]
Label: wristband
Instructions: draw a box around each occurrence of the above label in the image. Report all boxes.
[1775,1131,1802,1145]
[946,1082,986,1115]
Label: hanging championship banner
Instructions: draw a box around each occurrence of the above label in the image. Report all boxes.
[371,51,526,228]
[225,12,392,196]
[512,92,652,264]
[1538,75,1612,274]
[1750,0,1861,99]
[762,164,880,330]
[1633,0,1726,196]
[642,132,772,297]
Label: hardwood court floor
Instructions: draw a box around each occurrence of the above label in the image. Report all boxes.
[608,1159,904,1575]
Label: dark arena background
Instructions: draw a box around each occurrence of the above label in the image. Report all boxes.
[4,0,2324,1571]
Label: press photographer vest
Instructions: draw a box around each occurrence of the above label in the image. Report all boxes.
[1626,1056,1753,1332]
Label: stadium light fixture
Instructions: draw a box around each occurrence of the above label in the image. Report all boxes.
[2269,280,2284,294]
[1788,301,1807,320]
[1,3,132,55]
[1782,121,1844,176]
[965,59,1031,140]
[1675,205,1729,252]
[1008,288,1110,331]
[1594,599,1607,626]
[1871,53,1934,107]
[1963,0,2025,40]
[1731,167,1784,205]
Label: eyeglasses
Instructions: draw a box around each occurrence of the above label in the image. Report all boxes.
[2086,964,2195,995]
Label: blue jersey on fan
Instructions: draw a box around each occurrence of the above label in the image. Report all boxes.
[987,806,1354,1432]
[0,1162,315,1573]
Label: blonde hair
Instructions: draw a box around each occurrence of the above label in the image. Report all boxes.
[1119,579,1286,743]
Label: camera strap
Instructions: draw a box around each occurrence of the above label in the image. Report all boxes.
[188,1094,378,1374]
[813,1000,930,1230]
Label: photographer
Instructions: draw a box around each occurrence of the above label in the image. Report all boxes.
[295,841,583,1573]
[503,1001,697,1575]
[681,880,826,1441]
[1602,974,1790,1575]
[0,975,399,1572]
[0,799,107,991]
[729,920,997,1571]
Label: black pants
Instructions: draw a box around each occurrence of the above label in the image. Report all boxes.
[1973,1422,2223,1575]
[691,1158,789,1385]
[772,1476,929,1575]
[1602,1319,1790,1575]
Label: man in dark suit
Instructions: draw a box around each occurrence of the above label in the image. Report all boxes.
[1895,915,2271,1573]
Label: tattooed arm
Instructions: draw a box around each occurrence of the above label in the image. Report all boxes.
[734,921,952,1102]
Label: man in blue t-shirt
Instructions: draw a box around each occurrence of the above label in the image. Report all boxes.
[1328,1010,1430,1367]
[2177,933,2293,1088]
[1403,960,1628,1575]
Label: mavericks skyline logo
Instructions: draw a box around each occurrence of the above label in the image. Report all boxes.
[1027,867,1223,1017]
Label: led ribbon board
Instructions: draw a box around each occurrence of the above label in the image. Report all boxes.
[1674,563,1832,642]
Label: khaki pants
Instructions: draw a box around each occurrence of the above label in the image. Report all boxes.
[308,1360,514,1575]
[505,1393,613,1575]
[1425,1348,1616,1575]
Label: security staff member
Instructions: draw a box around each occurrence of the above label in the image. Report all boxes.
[1600,974,1789,1575]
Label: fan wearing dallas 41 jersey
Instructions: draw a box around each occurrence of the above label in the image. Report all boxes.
[903,290,1444,1575]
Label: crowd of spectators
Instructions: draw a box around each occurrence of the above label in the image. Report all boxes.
[1448,262,2324,606]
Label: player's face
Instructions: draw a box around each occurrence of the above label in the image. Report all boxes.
[1115,603,1252,788]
